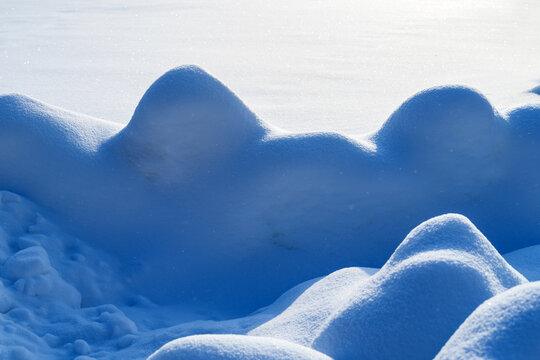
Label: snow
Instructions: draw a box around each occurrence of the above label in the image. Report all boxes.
[2,246,52,280]
[2,185,533,359]
[148,335,332,360]
[2,66,540,317]
[0,51,539,359]
[252,214,525,359]
[249,267,377,345]
[1,0,539,136]
[110,65,267,184]
[435,281,540,360]
[504,245,540,281]
[0,191,137,359]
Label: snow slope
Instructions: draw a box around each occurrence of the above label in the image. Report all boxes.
[1,65,540,316]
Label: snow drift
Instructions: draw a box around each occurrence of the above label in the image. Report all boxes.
[435,281,540,360]
[251,214,526,360]
[1,65,540,359]
[1,66,540,314]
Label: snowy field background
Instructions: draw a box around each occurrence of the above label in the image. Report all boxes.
[1,1,540,360]
[1,0,539,135]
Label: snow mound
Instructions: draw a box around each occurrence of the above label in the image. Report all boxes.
[148,335,332,360]
[376,86,505,168]
[110,65,267,184]
[249,267,377,345]
[530,84,540,95]
[2,65,540,315]
[435,281,540,360]
[253,214,526,360]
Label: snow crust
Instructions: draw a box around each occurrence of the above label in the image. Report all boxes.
[0,65,539,359]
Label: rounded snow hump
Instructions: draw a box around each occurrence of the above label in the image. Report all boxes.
[373,86,507,184]
[110,65,267,183]
[436,281,540,360]
[253,214,526,360]
[148,335,332,360]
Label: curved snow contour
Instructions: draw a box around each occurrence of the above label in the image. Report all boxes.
[147,335,332,360]
[253,214,526,360]
[109,65,267,184]
[1,65,540,314]
[249,267,377,345]
[435,281,540,360]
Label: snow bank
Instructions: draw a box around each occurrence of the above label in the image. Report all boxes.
[435,281,540,360]
[1,65,540,315]
[253,214,526,359]
[148,335,332,360]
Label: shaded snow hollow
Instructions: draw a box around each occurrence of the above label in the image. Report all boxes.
[0,66,539,359]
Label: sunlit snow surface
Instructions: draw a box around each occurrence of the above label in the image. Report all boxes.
[1,0,539,135]
[0,65,539,359]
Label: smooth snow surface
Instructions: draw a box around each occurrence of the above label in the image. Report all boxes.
[435,281,540,360]
[504,245,540,281]
[1,0,539,135]
[148,335,332,360]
